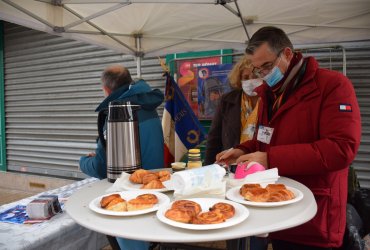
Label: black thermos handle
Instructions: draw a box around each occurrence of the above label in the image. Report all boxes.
[97,109,108,149]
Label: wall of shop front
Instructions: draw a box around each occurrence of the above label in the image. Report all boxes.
[2,21,370,188]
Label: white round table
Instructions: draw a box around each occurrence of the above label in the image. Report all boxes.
[65,177,317,243]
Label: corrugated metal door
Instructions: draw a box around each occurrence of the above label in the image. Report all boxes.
[3,22,165,179]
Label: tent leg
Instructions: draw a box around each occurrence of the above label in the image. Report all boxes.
[136,56,142,78]
[135,34,143,78]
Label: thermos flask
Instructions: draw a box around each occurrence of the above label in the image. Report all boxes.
[98,101,141,183]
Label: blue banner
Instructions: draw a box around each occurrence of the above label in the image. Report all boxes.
[164,73,206,149]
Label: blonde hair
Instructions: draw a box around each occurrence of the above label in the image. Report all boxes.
[228,55,253,89]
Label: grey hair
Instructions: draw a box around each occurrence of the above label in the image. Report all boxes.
[101,65,133,92]
[246,26,293,55]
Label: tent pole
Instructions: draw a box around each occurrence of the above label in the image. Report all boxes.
[136,56,142,78]
[3,0,54,28]
[219,0,250,40]
[233,0,250,40]
[135,34,143,78]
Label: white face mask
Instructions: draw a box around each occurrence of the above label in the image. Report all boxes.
[241,79,263,96]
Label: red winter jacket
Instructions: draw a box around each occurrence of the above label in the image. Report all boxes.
[236,57,361,247]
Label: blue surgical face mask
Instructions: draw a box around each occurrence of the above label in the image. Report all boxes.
[263,66,284,87]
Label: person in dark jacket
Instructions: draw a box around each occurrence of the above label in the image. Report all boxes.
[216,26,361,249]
[205,55,266,250]
[79,65,164,250]
[79,65,164,179]
[205,55,262,165]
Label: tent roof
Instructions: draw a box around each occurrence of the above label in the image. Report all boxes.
[1,0,370,57]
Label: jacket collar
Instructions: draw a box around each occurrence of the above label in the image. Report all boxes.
[95,84,130,112]
[270,57,320,121]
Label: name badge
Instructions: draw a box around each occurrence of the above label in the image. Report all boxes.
[257,125,274,144]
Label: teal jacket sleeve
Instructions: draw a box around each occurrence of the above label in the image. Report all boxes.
[79,139,107,179]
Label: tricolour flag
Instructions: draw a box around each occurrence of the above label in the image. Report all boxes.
[162,73,206,167]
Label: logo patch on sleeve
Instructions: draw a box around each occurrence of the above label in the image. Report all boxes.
[339,104,352,112]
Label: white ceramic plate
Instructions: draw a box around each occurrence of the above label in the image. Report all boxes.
[226,185,304,207]
[156,198,249,230]
[89,191,170,216]
[121,174,171,192]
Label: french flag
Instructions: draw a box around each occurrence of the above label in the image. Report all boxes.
[161,73,206,167]
[339,104,352,112]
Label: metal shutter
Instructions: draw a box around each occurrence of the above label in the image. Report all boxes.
[3,22,165,179]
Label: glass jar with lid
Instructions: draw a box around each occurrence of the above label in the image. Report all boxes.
[187,148,202,169]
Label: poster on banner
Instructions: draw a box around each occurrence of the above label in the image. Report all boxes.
[197,64,233,119]
[176,57,220,116]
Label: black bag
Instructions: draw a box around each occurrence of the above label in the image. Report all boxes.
[340,204,365,250]
[354,188,370,235]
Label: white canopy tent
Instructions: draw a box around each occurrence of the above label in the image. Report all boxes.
[0,1,370,187]
[0,0,369,76]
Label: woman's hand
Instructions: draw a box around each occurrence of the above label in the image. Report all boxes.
[215,148,244,165]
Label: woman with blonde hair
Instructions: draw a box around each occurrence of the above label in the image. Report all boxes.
[205,55,266,250]
[205,55,263,164]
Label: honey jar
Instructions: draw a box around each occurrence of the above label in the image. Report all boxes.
[187,148,202,169]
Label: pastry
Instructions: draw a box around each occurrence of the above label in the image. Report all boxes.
[157,170,171,182]
[243,187,270,202]
[126,198,155,211]
[241,183,295,202]
[240,183,261,196]
[171,200,202,217]
[265,184,287,192]
[100,194,121,208]
[105,197,127,211]
[209,202,235,219]
[129,169,150,184]
[192,210,225,224]
[267,189,295,202]
[165,208,193,223]
[142,173,159,185]
[141,179,165,189]
[136,193,158,204]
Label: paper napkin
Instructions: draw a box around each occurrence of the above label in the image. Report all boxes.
[227,168,280,189]
[163,164,226,200]
[105,172,130,193]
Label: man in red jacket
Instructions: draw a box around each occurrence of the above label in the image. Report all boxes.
[217,26,361,249]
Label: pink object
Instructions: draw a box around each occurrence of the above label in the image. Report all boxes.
[234,161,265,179]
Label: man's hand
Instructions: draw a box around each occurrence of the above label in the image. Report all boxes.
[87,152,96,157]
[236,151,268,168]
[215,148,244,165]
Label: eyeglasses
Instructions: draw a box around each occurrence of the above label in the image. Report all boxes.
[251,50,283,78]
